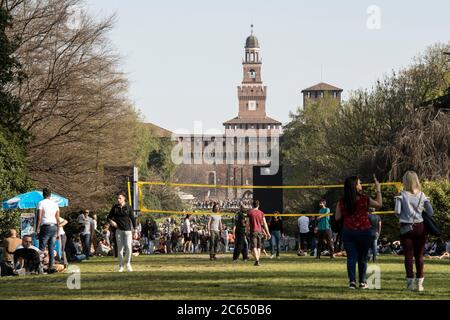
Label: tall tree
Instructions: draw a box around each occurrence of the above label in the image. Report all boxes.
[2,0,140,208]
[0,6,30,198]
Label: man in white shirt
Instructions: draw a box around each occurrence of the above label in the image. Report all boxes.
[36,188,60,274]
[297,213,310,256]
[182,215,192,253]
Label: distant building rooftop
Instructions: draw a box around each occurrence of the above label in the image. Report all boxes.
[301,82,343,92]
[223,116,282,125]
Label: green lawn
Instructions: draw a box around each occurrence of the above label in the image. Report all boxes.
[1,254,449,300]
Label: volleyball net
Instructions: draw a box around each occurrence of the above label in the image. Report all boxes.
[128,180,402,217]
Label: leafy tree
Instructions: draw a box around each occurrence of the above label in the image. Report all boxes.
[281,43,450,239]
[282,93,343,213]
[0,6,31,200]
[423,180,450,241]
[133,123,184,215]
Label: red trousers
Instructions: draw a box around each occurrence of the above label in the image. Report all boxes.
[400,222,426,278]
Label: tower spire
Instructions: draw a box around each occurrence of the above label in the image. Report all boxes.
[251,24,254,35]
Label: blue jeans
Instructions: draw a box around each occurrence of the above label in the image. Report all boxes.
[223,239,229,253]
[310,236,318,255]
[60,234,68,265]
[270,231,281,256]
[342,228,372,284]
[38,224,58,270]
[369,233,379,262]
[74,254,87,262]
[81,234,91,259]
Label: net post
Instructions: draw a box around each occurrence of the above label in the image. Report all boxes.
[133,166,139,217]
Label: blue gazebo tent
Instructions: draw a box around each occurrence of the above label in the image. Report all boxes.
[2,190,69,257]
[2,191,69,210]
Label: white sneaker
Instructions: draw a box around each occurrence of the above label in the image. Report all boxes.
[118,266,124,273]
[126,264,133,272]
[270,255,275,259]
[415,278,424,292]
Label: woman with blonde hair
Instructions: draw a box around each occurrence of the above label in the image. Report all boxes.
[395,171,434,291]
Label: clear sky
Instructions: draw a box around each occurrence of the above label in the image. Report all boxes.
[85,0,450,133]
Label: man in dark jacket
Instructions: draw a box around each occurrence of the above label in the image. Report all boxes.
[233,204,249,261]
[107,193,136,272]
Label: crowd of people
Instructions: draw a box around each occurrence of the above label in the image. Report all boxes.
[0,171,446,292]
[138,215,234,255]
[0,188,68,276]
[296,214,450,260]
[192,199,252,211]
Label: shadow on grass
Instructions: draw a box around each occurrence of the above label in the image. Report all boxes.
[1,254,449,300]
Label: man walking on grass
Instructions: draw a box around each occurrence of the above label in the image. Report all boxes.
[247,200,271,266]
[233,204,249,262]
[77,209,95,260]
[107,193,136,272]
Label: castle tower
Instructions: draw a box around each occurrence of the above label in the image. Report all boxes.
[301,82,343,108]
[224,26,282,134]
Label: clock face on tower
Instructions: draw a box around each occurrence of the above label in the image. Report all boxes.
[249,69,256,79]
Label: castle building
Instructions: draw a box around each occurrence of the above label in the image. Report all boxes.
[174,27,282,201]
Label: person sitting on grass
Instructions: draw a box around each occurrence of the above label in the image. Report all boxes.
[334,251,347,257]
[391,241,403,255]
[132,230,142,257]
[379,237,393,254]
[2,229,22,267]
[14,235,43,275]
[67,235,87,263]
[154,236,167,254]
[96,238,112,256]
[42,248,66,273]
[434,239,446,257]
[102,224,111,247]
[426,251,450,260]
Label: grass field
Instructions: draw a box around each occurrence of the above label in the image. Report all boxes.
[1,254,449,300]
